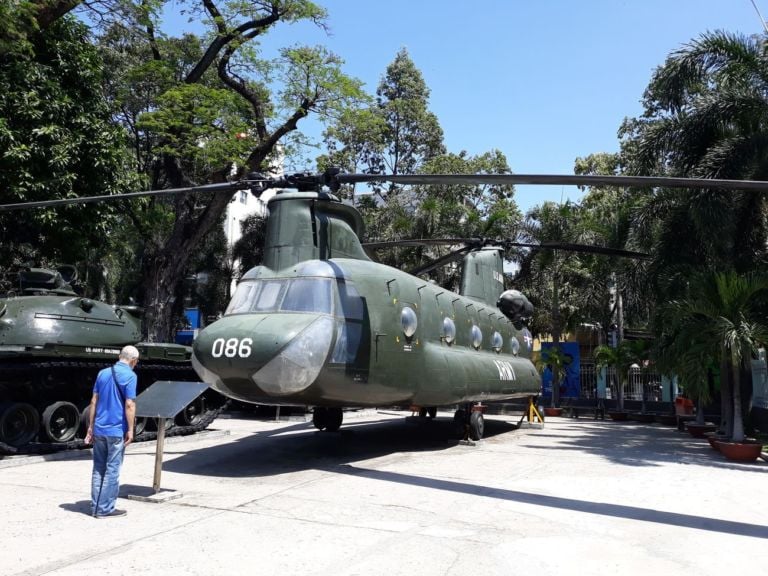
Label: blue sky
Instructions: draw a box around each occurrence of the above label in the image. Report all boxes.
[164,0,764,213]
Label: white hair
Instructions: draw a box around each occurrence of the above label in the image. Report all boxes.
[119,345,140,361]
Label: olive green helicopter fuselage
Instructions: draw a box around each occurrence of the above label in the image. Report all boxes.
[191,190,540,410]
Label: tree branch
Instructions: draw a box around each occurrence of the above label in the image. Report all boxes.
[186,0,281,84]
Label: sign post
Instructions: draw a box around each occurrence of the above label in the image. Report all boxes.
[127,380,210,503]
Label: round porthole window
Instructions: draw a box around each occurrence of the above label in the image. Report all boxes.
[491,331,503,353]
[401,306,418,338]
[470,325,482,349]
[442,317,456,344]
[510,336,520,356]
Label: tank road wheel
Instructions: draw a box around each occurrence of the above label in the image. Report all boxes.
[469,411,485,441]
[148,417,174,432]
[453,408,467,439]
[0,402,40,447]
[176,397,205,426]
[134,417,147,436]
[41,401,80,443]
[325,408,344,432]
[312,407,328,430]
[78,404,91,438]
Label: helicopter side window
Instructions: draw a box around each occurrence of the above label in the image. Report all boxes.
[281,279,332,314]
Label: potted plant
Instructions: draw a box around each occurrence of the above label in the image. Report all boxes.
[665,271,768,461]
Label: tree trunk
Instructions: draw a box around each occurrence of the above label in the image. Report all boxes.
[720,355,733,437]
[142,186,236,342]
[731,354,745,442]
[551,260,561,408]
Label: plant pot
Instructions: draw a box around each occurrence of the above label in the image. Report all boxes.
[631,412,657,423]
[543,407,563,417]
[704,432,727,451]
[717,440,763,462]
[655,413,678,426]
[607,410,629,421]
[686,422,718,438]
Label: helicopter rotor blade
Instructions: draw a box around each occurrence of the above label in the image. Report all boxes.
[362,238,481,250]
[408,245,475,277]
[7,170,764,213]
[0,178,276,213]
[365,237,649,260]
[338,173,768,192]
[506,241,650,259]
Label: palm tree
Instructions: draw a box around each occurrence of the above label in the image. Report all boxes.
[664,271,768,442]
[594,340,646,412]
[515,201,592,407]
[623,31,768,281]
[537,345,573,408]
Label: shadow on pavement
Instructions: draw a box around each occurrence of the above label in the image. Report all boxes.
[59,501,92,516]
[163,414,517,478]
[519,419,768,473]
[334,465,768,539]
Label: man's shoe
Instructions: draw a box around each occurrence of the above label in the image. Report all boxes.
[96,508,127,518]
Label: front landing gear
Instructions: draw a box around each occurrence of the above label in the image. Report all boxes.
[312,407,343,432]
[453,403,485,441]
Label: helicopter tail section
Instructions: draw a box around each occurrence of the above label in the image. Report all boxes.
[459,247,506,307]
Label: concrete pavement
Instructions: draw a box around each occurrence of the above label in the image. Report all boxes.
[1,411,766,576]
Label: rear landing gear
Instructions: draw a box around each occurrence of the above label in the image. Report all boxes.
[312,407,343,432]
[453,403,485,441]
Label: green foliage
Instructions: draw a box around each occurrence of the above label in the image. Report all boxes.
[594,340,648,410]
[659,271,768,440]
[621,30,768,282]
[0,16,135,268]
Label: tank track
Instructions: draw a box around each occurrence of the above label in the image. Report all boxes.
[0,359,228,456]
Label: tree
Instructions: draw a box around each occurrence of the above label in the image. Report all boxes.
[0,17,134,270]
[320,48,444,201]
[89,1,366,341]
[594,340,647,412]
[376,48,445,184]
[663,271,768,442]
[574,152,653,343]
[621,31,768,283]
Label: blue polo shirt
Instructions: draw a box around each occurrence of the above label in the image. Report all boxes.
[93,361,137,437]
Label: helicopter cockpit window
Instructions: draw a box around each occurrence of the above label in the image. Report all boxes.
[282,278,332,313]
[225,278,333,315]
[252,281,285,311]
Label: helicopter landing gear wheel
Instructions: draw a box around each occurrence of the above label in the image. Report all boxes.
[325,408,343,432]
[453,408,467,439]
[40,401,80,443]
[0,402,40,447]
[469,411,485,441]
[312,407,328,430]
[176,397,205,426]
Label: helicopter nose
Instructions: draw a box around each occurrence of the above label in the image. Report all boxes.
[191,314,335,399]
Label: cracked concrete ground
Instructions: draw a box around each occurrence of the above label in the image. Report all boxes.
[1,410,767,576]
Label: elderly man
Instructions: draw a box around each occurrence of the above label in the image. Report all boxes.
[85,345,139,518]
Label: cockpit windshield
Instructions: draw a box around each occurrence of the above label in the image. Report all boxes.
[225,278,333,315]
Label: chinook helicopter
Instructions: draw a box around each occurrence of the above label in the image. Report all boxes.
[2,171,765,441]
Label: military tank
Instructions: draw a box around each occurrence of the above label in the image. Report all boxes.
[0,266,226,453]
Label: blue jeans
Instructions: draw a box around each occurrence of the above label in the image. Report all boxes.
[91,435,125,516]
